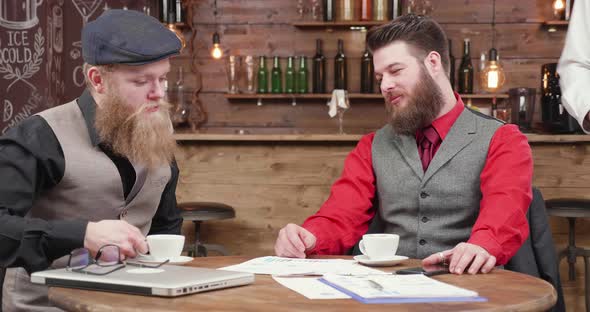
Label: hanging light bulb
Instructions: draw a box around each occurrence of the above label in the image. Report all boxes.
[553,0,565,19]
[211,32,223,59]
[480,48,505,93]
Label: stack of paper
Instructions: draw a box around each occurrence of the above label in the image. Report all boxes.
[320,273,487,304]
[219,256,383,276]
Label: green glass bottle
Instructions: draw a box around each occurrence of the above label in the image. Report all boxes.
[257,56,268,93]
[285,56,295,94]
[271,56,282,93]
[312,39,326,94]
[458,38,474,94]
[334,39,347,90]
[296,56,308,93]
[360,44,374,93]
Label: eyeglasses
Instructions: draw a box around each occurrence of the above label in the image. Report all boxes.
[67,244,169,276]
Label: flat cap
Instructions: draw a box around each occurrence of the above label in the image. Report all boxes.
[82,9,182,66]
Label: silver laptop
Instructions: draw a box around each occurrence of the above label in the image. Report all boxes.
[31,265,254,297]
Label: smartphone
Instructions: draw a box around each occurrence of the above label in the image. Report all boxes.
[396,264,450,276]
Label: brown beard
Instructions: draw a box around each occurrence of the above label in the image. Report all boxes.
[385,65,445,135]
[94,87,177,170]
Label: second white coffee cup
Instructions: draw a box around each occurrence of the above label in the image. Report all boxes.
[359,233,399,259]
[146,234,185,261]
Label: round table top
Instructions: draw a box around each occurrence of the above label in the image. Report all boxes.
[48,256,557,312]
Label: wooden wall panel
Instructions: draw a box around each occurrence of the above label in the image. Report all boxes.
[176,142,590,254]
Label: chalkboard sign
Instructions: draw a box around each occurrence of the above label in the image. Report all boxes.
[0,0,155,134]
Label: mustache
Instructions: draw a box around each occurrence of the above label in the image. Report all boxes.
[123,100,172,124]
[384,91,403,102]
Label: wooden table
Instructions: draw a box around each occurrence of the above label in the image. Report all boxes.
[49,256,557,312]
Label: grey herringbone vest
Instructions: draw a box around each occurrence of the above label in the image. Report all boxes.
[372,108,503,259]
[3,100,171,312]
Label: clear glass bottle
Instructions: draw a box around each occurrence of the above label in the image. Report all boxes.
[373,0,389,21]
[360,0,372,21]
[337,0,357,21]
[324,0,335,21]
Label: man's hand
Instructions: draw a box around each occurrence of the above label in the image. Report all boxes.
[422,242,496,275]
[84,220,148,259]
[274,223,317,258]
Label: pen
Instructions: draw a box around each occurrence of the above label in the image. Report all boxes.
[367,279,384,291]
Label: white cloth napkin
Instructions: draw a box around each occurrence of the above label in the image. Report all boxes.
[327,89,350,118]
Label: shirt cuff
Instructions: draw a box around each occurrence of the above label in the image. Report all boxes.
[46,220,88,260]
[467,230,506,265]
[303,224,323,255]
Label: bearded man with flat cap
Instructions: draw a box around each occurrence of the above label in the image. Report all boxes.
[0,9,183,311]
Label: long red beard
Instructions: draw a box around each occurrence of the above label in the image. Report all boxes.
[95,91,177,169]
[385,65,444,135]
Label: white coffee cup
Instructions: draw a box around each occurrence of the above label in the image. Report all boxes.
[146,234,185,261]
[358,233,399,259]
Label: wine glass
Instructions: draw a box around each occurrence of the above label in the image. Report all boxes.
[310,0,322,21]
[337,91,350,135]
[296,0,305,20]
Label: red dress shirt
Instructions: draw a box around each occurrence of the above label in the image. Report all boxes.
[302,94,533,265]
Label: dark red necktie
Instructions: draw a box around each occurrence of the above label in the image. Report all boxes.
[419,126,441,171]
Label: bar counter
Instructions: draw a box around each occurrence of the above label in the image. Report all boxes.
[174,132,590,306]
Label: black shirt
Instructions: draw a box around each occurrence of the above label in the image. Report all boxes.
[0,90,182,273]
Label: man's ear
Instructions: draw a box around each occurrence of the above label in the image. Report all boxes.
[423,51,443,76]
[87,67,106,94]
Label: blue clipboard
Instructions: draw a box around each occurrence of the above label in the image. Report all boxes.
[318,278,488,304]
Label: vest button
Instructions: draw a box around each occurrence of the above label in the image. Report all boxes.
[421,216,429,223]
[420,191,429,199]
[419,239,427,245]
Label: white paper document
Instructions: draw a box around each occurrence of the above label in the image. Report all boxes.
[272,276,350,299]
[219,256,384,276]
[321,273,479,299]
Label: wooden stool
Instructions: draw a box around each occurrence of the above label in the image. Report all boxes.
[545,198,590,312]
[178,202,235,257]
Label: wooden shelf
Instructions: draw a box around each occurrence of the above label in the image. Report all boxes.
[225,93,379,100]
[224,93,508,100]
[174,133,363,142]
[460,93,509,99]
[293,21,386,29]
[543,20,569,32]
[543,20,569,26]
[174,132,590,143]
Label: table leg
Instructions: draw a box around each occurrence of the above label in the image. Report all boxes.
[568,218,577,281]
[584,256,589,312]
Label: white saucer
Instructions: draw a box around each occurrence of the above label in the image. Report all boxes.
[135,255,193,265]
[353,255,408,267]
